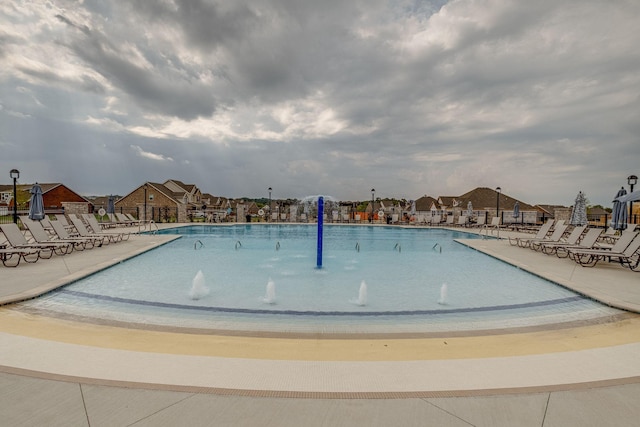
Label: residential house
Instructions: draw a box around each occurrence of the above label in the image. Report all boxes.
[163,180,203,207]
[1,183,91,217]
[411,195,440,223]
[116,182,191,222]
[455,187,538,224]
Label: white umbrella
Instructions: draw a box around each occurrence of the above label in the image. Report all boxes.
[569,191,588,226]
[466,201,473,218]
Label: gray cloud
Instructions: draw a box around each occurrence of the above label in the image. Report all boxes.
[1,0,639,207]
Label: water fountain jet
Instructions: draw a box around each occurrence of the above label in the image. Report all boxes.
[438,283,448,305]
[188,270,209,300]
[350,280,368,306]
[263,278,276,304]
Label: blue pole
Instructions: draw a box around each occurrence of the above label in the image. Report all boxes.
[317,196,324,268]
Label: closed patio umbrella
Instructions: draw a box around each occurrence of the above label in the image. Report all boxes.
[615,190,640,203]
[28,183,45,221]
[612,187,628,230]
[569,191,588,226]
[107,195,115,214]
[466,201,473,218]
[513,201,520,223]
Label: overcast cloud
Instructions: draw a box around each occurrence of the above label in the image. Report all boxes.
[1,0,639,206]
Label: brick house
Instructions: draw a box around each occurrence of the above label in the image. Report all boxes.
[115,182,181,222]
[0,183,91,216]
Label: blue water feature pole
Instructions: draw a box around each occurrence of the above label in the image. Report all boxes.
[317,196,324,268]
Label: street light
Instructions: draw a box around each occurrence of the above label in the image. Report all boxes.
[628,175,638,224]
[268,187,272,223]
[10,169,19,224]
[371,188,375,223]
[495,187,501,236]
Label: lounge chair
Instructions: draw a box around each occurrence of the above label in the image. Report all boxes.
[80,214,131,241]
[547,228,603,257]
[525,223,568,250]
[508,220,554,247]
[567,232,640,268]
[20,217,81,253]
[114,213,138,226]
[0,223,58,258]
[67,215,114,244]
[455,215,468,227]
[0,247,42,267]
[49,220,101,249]
[565,231,638,263]
[532,225,586,253]
[125,213,144,224]
[599,227,620,244]
[488,216,501,231]
[55,214,72,228]
[472,215,486,228]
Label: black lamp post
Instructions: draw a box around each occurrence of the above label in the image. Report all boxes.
[143,183,148,223]
[370,189,375,223]
[629,175,638,224]
[495,186,501,221]
[268,187,272,223]
[10,169,19,224]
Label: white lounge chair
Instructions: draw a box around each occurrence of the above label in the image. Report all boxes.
[472,215,486,228]
[531,225,585,252]
[81,214,131,241]
[508,220,554,247]
[0,246,42,267]
[49,220,102,249]
[20,217,80,253]
[68,216,115,244]
[568,232,640,268]
[0,223,58,258]
[540,227,601,257]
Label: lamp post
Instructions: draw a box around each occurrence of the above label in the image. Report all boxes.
[10,169,19,224]
[495,186,501,237]
[143,183,148,223]
[629,175,638,224]
[371,188,375,223]
[268,187,272,223]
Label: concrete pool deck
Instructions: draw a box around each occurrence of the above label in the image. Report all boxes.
[1,224,640,426]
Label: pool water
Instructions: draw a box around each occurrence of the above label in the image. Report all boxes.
[19,225,621,333]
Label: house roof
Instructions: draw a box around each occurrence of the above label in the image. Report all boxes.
[413,195,439,211]
[164,179,197,194]
[437,196,458,207]
[2,183,90,205]
[456,187,537,211]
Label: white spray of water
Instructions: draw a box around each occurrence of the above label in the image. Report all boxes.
[263,278,276,304]
[188,270,210,300]
[350,280,368,306]
[438,283,448,305]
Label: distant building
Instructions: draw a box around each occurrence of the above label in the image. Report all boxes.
[0,183,91,216]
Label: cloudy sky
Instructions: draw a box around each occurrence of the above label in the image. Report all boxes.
[1,0,639,206]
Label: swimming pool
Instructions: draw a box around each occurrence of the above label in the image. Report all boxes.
[19,225,621,334]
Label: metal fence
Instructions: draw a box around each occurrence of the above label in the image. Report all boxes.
[2,208,637,226]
